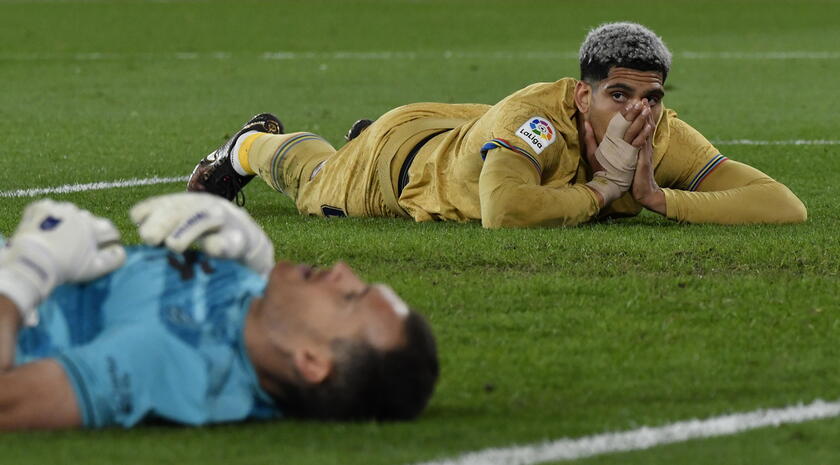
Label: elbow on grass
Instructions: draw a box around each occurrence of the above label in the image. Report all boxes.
[770,184,808,224]
[481,199,529,229]
[779,195,808,224]
[481,211,519,229]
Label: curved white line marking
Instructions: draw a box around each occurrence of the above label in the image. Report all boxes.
[413,399,840,465]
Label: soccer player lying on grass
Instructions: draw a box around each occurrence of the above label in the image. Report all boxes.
[186,22,806,228]
[0,194,438,430]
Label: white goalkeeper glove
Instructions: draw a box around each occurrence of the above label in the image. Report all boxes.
[130,193,275,276]
[586,112,640,205]
[0,200,126,326]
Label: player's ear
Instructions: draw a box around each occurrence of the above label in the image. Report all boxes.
[574,80,592,114]
[292,346,333,384]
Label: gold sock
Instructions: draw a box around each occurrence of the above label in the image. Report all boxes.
[235,133,265,175]
[246,132,335,195]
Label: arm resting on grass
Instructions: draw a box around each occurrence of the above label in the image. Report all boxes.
[663,160,807,224]
[0,359,82,430]
[0,293,81,430]
[479,149,601,228]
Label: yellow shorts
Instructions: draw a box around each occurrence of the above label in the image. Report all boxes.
[254,103,487,218]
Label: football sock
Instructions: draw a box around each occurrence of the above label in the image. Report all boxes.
[246,132,336,197]
[231,131,263,176]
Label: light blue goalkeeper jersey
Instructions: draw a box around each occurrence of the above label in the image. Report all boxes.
[14,246,281,428]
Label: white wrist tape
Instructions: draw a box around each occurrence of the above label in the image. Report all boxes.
[586,172,623,206]
[0,267,44,326]
[593,112,639,192]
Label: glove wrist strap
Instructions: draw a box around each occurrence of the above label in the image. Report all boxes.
[0,268,42,326]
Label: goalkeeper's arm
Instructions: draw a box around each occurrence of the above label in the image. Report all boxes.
[0,296,80,430]
[0,354,82,430]
[0,199,125,371]
[0,296,21,372]
[0,199,120,430]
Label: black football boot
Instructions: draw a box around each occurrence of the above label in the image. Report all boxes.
[187,113,284,205]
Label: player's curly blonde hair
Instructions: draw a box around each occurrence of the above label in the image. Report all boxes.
[579,22,672,83]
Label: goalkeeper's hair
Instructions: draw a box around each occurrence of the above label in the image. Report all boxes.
[276,310,439,421]
[579,22,672,84]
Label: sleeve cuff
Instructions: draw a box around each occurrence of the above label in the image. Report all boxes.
[662,188,680,221]
[55,354,99,428]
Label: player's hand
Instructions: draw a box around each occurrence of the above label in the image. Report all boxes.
[0,200,126,326]
[630,108,666,215]
[130,193,275,276]
[582,120,605,173]
[595,103,650,184]
[620,101,655,148]
[585,103,653,206]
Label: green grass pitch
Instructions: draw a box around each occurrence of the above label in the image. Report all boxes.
[1,0,839,463]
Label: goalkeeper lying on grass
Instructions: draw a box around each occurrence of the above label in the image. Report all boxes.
[187,22,806,227]
[0,193,438,429]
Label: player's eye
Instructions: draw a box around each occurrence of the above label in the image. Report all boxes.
[646,95,661,106]
[611,92,626,102]
[342,286,371,302]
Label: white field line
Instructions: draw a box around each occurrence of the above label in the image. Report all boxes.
[1,51,840,62]
[413,398,840,465]
[0,176,188,198]
[0,140,833,199]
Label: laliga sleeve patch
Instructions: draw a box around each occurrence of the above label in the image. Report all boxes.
[515,117,557,155]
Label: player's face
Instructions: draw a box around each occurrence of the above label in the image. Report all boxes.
[263,261,409,351]
[586,67,665,144]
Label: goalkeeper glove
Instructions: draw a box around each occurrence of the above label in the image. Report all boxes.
[0,200,126,326]
[130,193,275,276]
